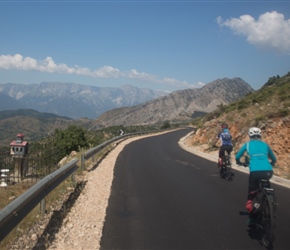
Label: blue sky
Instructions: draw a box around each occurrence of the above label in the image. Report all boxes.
[0,0,289,93]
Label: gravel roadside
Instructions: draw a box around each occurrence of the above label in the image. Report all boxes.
[48,132,175,250]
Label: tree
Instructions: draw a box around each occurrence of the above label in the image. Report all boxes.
[53,125,89,156]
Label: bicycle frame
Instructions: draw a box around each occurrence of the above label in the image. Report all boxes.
[220,153,232,181]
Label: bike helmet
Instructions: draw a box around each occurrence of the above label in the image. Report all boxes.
[221,124,228,129]
[248,127,261,138]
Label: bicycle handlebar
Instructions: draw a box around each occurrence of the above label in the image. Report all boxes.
[236,162,248,167]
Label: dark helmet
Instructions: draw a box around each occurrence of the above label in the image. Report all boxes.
[221,124,228,129]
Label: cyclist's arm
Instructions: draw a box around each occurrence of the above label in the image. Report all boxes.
[268,145,277,166]
[235,143,247,165]
[213,134,220,147]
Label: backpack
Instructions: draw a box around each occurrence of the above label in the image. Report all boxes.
[221,132,232,141]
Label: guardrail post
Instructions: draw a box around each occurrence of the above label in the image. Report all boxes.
[71,172,76,187]
[40,198,46,216]
[81,154,85,171]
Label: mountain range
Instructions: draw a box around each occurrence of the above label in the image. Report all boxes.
[0,82,166,119]
[91,77,254,127]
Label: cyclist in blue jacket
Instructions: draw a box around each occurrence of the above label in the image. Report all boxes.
[236,127,276,225]
[213,124,233,172]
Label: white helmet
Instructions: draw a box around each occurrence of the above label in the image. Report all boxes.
[248,127,261,138]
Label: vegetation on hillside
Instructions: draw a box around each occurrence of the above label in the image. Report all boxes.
[191,71,290,128]
[0,109,72,120]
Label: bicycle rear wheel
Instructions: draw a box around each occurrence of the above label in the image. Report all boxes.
[225,164,232,181]
[260,193,275,247]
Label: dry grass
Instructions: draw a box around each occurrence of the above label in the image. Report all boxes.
[0,183,32,210]
[0,178,75,250]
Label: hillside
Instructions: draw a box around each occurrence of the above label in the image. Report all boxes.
[92,77,253,127]
[0,109,91,147]
[184,72,290,179]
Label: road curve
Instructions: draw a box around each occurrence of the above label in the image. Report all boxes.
[100,128,290,250]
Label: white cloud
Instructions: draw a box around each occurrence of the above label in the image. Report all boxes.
[196,81,205,87]
[0,54,123,78]
[217,11,290,54]
[0,53,200,90]
[161,77,195,89]
[128,69,199,89]
[92,66,123,78]
[128,69,157,81]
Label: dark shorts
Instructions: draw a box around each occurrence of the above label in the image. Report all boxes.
[248,170,273,197]
[219,144,233,158]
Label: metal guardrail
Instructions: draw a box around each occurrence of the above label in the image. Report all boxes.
[0,130,162,242]
[0,159,78,242]
[80,131,157,170]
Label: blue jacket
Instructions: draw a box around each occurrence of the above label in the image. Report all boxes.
[217,129,233,146]
[235,139,276,172]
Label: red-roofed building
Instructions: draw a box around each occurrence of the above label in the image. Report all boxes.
[10,133,29,157]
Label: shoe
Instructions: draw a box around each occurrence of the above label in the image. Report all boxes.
[246,200,253,213]
[247,218,256,226]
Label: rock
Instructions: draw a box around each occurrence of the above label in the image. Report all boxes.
[31,234,38,241]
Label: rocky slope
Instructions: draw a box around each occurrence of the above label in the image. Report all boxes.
[184,117,290,179]
[92,77,253,127]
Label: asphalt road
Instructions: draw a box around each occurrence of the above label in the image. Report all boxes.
[100,128,290,250]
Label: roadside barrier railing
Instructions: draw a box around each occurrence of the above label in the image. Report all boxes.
[81,131,153,170]
[0,130,162,242]
[0,159,78,241]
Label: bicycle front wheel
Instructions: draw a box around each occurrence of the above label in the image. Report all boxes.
[260,193,275,247]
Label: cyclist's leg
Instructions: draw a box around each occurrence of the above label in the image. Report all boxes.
[248,172,260,199]
[247,172,260,223]
[225,145,233,165]
[260,171,274,188]
[218,146,225,168]
[225,145,233,156]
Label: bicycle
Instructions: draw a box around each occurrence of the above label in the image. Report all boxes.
[219,152,233,181]
[238,163,276,248]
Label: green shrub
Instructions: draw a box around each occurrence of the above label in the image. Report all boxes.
[160,121,171,129]
[278,108,289,117]
[255,115,266,123]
